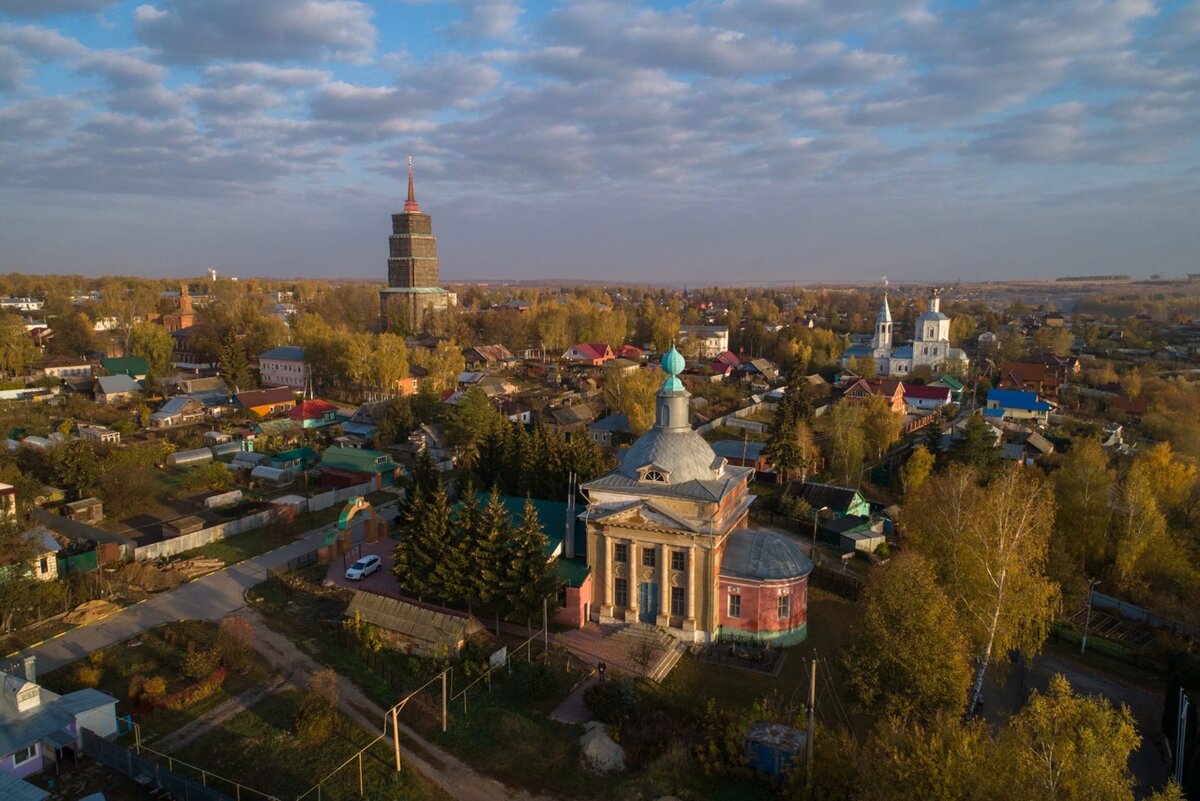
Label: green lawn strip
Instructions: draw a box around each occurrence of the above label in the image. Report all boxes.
[40,620,275,742]
[174,690,450,801]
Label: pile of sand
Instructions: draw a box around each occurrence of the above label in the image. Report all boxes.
[64,599,120,626]
[114,562,185,593]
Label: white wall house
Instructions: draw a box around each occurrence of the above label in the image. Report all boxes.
[258,346,310,389]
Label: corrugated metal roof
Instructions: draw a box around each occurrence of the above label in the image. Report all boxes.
[720,529,813,581]
[259,346,306,361]
[0,773,51,801]
[346,592,482,650]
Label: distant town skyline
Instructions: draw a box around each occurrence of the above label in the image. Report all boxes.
[1,0,1197,282]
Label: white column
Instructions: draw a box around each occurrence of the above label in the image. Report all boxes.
[683,544,697,633]
[600,535,613,617]
[657,542,670,627]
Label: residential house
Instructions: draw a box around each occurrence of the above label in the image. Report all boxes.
[478,375,519,398]
[998,361,1062,398]
[400,423,453,465]
[31,357,91,380]
[899,382,951,411]
[562,343,614,366]
[0,664,117,784]
[235,387,296,417]
[984,389,1054,425]
[783,480,871,518]
[614,344,645,361]
[341,401,389,442]
[842,378,906,414]
[257,346,309,389]
[317,446,401,490]
[929,375,965,404]
[94,374,141,405]
[816,515,887,554]
[709,350,740,375]
[678,325,730,359]
[289,399,340,429]
[588,413,635,448]
[76,424,119,445]
[149,396,206,428]
[604,358,641,376]
[463,344,516,369]
[170,326,212,371]
[548,403,595,435]
[710,439,771,475]
[735,358,780,385]
[1001,432,1056,466]
[21,527,60,582]
[498,399,531,423]
[100,356,148,380]
[270,447,319,473]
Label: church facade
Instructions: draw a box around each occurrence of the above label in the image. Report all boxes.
[582,347,813,645]
[841,288,968,378]
[380,158,454,332]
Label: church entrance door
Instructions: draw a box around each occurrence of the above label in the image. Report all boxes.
[638,582,659,624]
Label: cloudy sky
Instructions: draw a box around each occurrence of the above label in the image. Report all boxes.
[1,0,1197,283]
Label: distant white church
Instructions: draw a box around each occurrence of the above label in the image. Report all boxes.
[841,288,969,378]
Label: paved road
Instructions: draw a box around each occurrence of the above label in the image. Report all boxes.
[14,501,399,675]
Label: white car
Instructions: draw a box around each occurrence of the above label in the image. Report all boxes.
[345,554,382,581]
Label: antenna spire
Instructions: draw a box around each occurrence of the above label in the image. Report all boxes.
[404,155,420,213]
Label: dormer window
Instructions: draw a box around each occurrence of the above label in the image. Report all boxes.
[643,470,667,483]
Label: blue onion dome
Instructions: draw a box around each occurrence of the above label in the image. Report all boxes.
[661,345,685,378]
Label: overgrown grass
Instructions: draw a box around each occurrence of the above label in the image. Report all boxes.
[660,588,870,737]
[174,690,451,801]
[40,620,274,741]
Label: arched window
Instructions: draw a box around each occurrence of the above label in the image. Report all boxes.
[643,470,667,483]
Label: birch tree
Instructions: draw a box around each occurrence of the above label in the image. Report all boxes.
[904,465,1058,717]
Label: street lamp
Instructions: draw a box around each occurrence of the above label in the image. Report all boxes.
[1080,578,1101,655]
[810,506,829,562]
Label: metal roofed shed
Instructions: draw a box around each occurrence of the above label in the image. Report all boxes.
[209,441,241,457]
[163,515,205,537]
[345,591,485,655]
[0,772,50,801]
[167,447,214,467]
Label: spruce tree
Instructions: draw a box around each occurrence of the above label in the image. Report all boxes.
[474,489,514,617]
[435,482,476,608]
[502,498,561,635]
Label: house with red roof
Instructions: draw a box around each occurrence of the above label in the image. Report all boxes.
[899,382,952,411]
[562,343,614,366]
[288,399,339,429]
[614,344,645,360]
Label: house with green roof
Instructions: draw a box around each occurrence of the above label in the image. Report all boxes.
[317,446,401,490]
[101,355,149,380]
[930,374,965,404]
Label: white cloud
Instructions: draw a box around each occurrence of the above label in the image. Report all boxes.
[133,0,376,64]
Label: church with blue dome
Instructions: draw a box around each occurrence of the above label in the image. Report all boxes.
[581,346,813,645]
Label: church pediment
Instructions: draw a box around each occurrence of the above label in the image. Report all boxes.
[591,500,701,533]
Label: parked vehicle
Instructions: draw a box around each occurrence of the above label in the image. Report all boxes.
[345,554,382,580]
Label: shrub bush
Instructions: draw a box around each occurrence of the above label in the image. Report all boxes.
[183,644,221,680]
[159,667,227,711]
[217,616,255,672]
[74,663,102,688]
[130,674,168,704]
[584,679,638,724]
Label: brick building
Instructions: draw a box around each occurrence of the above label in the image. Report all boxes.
[380,158,453,333]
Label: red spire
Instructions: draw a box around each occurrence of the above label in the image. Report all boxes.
[404,155,420,213]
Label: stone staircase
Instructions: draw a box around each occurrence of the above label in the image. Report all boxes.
[609,622,684,682]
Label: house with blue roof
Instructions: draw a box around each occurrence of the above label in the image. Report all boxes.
[1,664,117,784]
[258,345,309,389]
[985,389,1054,425]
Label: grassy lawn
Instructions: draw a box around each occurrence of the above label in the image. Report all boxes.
[40,620,275,742]
[659,588,871,737]
[174,690,451,801]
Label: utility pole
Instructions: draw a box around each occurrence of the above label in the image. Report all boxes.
[806,653,818,791]
[1177,688,1191,786]
[1080,578,1100,655]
